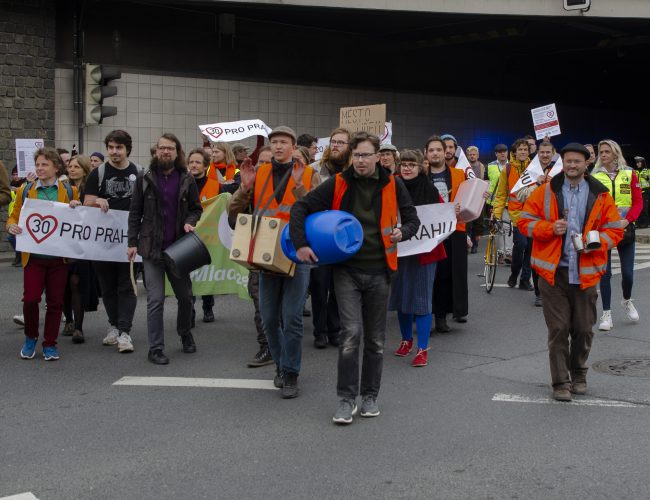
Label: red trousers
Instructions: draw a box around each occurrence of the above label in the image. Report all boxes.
[23,257,68,347]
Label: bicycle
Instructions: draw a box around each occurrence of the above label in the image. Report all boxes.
[483,217,512,293]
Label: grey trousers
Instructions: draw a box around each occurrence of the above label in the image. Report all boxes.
[143,258,193,353]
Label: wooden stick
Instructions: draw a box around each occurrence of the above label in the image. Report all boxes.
[130,260,138,297]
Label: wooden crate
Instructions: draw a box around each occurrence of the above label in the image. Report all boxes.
[230,214,296,276]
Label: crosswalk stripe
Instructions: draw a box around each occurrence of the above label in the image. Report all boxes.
[0,494,40,500]
[492,393,645,408]
[113,376,277,390]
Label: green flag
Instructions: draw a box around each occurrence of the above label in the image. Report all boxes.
[165,193,250,300]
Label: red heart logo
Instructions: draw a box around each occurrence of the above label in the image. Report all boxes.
[26,213,59,244]
[546,111,555,118]
[205,127,223,140]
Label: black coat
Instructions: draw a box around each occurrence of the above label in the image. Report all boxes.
[289,164,420,272]
[128,167,203,260]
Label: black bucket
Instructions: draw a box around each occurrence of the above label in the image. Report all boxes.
[163,232,212,277]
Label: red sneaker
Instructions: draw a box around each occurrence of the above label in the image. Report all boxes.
[394,339,413,357]
[411,348,428,367]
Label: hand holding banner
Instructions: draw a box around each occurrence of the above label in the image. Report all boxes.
[397,203,457,257]
[199,119,271,143]
[510,154,563,193]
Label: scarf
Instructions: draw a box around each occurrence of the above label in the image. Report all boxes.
[401,172,440,207]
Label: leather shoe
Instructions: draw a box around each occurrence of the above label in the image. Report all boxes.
[519,280,534,291]
[202,309,215,323]
[570,381,587,395]
[314,335,328,349]
[181,333,196,353]
[148,349,169,365]
[281,372,299,399]
[552,387,572,401]
[507,273,517,288]
[328,336,340,347]
[435,317,451,333]
[453,316,467,323]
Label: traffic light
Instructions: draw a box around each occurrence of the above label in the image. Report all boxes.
[84,64,122,125]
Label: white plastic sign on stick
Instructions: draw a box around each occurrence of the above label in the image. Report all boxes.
[531,103,561,140]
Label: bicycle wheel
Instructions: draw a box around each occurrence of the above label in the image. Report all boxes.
[484,236,497,293]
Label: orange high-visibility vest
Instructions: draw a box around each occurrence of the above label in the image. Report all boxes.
[449,167,467,232]
[199,177,221,204]
[208,162,237,182]
[331,173,398,271]
[518,180,624,289]
[253,163,313,221]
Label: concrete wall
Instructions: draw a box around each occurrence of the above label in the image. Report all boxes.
[0,0,56,251]
[55,67,540,169]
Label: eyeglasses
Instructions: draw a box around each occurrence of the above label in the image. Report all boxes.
[352,152,376,160]
[330,140,348,147]
[400,162,418,169]
[158,146,176,151]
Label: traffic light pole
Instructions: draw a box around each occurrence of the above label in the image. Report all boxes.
[73,0,84,153]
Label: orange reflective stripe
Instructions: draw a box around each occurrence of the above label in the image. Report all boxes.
[253,163,313,221]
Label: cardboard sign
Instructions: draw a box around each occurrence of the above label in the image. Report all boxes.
[199,119,271,143]
[16,199,141,262]
[397,203,457,257]
[531,103,561,140]
[340,104,386,136]
[314,121,394,161]
[16,139,44,177]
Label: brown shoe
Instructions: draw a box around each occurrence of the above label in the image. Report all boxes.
[552,388,572,402]
[570,382,587,395]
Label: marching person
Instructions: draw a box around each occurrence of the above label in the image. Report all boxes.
[389,150,446,367]
[591,139,643,330]
[229,126,320,398]
[7,147,78,361]
[518,143,624,401]
[290,131,420,424]
[128,134,203,365]
[84,130,139,353]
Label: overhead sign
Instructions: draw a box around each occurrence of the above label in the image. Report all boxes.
[16,139,44,177]
[199,119,271,143]
[340,104,386,136]
[531,103,561,140]
[397,202,457,257]
[16,199,140,262]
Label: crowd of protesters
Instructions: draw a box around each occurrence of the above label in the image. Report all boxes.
[2,123,647,422]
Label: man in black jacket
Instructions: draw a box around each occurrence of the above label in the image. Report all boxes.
[290,131,420,425]
[128,133,203,365]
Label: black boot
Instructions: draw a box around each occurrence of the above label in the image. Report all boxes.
[435,317,451,333]
[181,333,196,353]
[281,372,299,399]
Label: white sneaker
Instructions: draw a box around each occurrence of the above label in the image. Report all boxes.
[598,310,613,331]
[13,314,25,326]
[622,299,640,322]
[103,326,120,345]
[117,332,134,353]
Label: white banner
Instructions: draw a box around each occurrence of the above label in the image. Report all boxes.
[531,103,561,140]
[199,119,272,143]
[510,154,563,193]
[16,199,140,262]
[314,137,330,161]
[397,203,457,257]
[454,147,476,180]
[16,138,44,177]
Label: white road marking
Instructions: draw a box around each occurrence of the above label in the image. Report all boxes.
[113,376,277,390]
[0,493,40,500]
[479,284,510,288]
[492,392,645,408]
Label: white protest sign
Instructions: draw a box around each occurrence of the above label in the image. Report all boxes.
[199,119,271,143]
[397,202,457,257]
[16,139,44,177]
[16,199,140,262]
[454,147,476,180]
[380,121,393,145]
[511,154,564,193]
[531,103,561,140]
[314,137,330,161]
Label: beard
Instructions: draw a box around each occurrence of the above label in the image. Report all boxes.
[329,148,348,164]
[429,159,445,169]
[151,156,176,172]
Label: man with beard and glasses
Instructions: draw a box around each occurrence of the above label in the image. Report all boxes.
[308,128,352,349]
[426,135,467,333]
[84,130,140,353]
[128,134,202,365]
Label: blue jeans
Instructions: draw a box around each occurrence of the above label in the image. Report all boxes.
[259,264,310,375]
[511,228,532,282]
[333,268,390,399]
[600,241,635,310]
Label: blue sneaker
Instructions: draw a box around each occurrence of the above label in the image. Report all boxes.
[43,345,60,361]
[20,337,37,359]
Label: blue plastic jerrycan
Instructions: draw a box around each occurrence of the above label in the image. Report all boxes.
[281,210,363,265]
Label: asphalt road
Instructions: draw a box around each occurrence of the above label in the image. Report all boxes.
[2,245,650,500]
